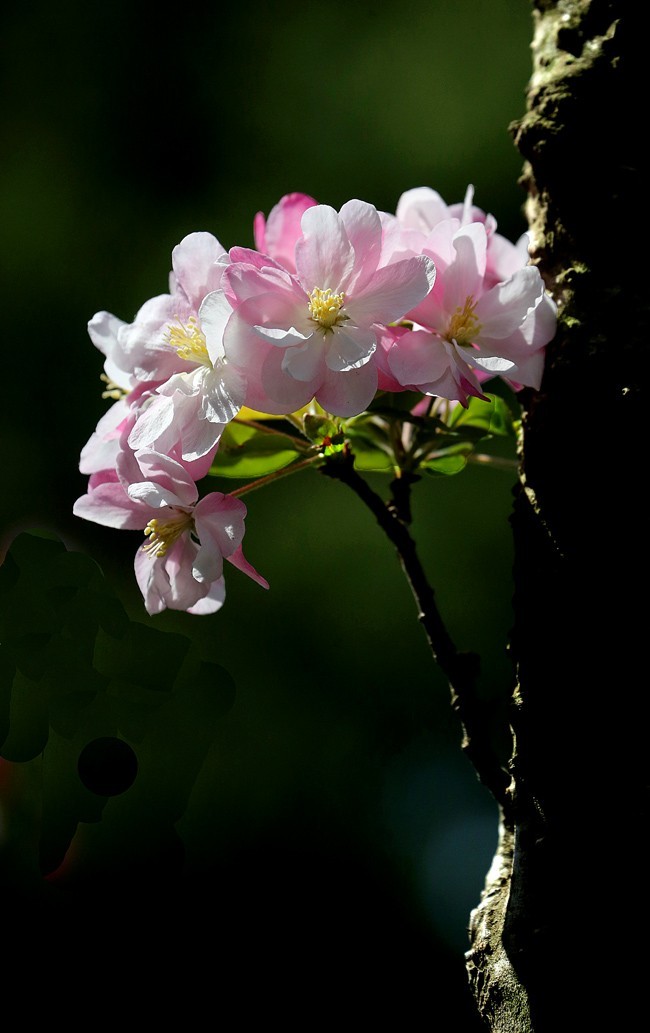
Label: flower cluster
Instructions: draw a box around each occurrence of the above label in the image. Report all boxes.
[74,186,556,615]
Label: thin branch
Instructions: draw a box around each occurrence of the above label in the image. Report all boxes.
[469,453,518,471]
[233,417,312,450]
[321,448,511,807]
[227,456,320,498]
[388,470,420,525]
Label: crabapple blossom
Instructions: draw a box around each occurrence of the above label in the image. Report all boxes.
[75,185,556,619]
[127,233,247,462]
[88,232,226,388]
[79,389,220,482]
[386,184,533,288]
[87,232,244,463]
[386,218,554,404]
[73,447,267,615]
[200,199,436,418]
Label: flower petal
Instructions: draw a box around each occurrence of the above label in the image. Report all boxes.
[442,223,487,312]
[73,482,148,530]
[127,482,187,509]
[324,325,376,372]
[187,577,227,614]
[315,361,378,417]
[133,449,198,507]
[199,289,232,364]
[294,205,355,292]
[199,365,246,424]
[134,546,170,615]
[180,409,227,462]
[338,199,382,292]
[387,329,454,386]
[281,336,326,382]
[252,347,318,414]
[194,493,247,559]
[474,267,545,339]
[128,394,177,451]
[172,232,227,306]
[226,544,269,589]
[348,255,435,325]
[395,187,450,233]
[254,192,318,272]
[254,325,309,348]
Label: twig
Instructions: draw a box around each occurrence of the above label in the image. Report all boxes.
[321,448,510,807]
[228,456,320,498]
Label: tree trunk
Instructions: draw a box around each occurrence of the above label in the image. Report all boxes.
[465,2,647,1028]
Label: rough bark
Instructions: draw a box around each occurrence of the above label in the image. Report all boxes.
[466,2,647,1028]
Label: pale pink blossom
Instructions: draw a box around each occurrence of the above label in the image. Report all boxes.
[386,219,555,404]
[79,397,219,482]
[79,396,134,476]
[385,184,532,287]
[200,199,436,417]
[88,232,228,388]
[125,233,246,461]
[126,340,245,463]
[73,448,267,615]
[86,233,243,463]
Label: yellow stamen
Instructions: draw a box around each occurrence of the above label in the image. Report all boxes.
[167,316,211,366]
[142,512,193,558]
[307,287,348,333]
[100,374,127,400]
[445,295,482,347]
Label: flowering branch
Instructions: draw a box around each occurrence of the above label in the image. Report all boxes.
[321,446,511,807]
[74,185,554,666]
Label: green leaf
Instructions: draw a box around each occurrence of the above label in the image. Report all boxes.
[448,393,515,437]
[343,417,394,472]
[420,442,474,477]
[209,420,304,478]
[303,414,339,443]
[350,438,394,472]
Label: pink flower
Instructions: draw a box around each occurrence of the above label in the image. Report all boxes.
[126,233,246,461]
[88,232,229,389]
[126,338,245,463]
[86,233,244,463]
[387,184,532,287]
[79,390,219,482]
[200,199,436,417]
[386,219,555,404]
[73,448,267,615]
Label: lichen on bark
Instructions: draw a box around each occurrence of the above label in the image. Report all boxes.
[465,2,647,1029]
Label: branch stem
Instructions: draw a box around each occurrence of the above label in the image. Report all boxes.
[228,456,320,498]
[322,449,510,806]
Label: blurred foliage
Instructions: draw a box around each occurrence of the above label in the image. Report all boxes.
[0,531,234,875]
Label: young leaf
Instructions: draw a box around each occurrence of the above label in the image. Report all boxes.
[448,393,515,437]
[209,421,305,479]
[420,443,474,476]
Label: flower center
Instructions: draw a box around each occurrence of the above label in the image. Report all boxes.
[307,287,348,333]
[445,295,482,347]
[167,316,212,366]
[142,511,194,558]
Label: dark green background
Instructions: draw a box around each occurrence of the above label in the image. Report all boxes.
[1,1,533,1023]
